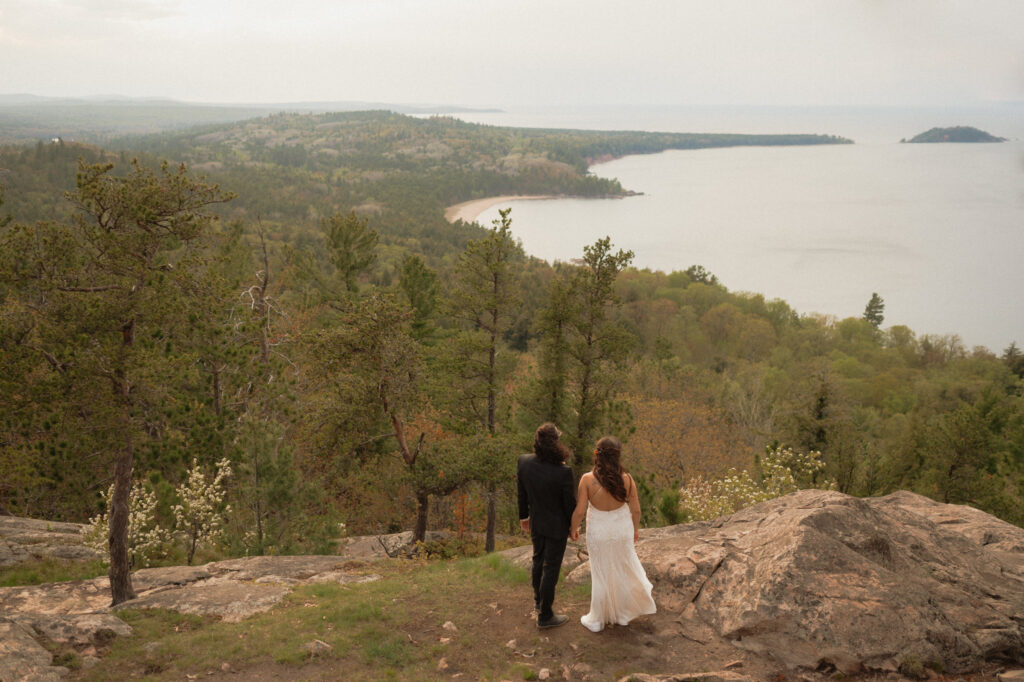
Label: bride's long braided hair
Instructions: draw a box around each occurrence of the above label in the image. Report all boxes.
[593,436,627,502]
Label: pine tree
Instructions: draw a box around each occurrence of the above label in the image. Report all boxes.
[863,292,885,329]
[322,211,378,295]
[398,254,439,342]
[529,237,635,475]
[444,208,522,551]
[307,294,437,541]
[0,160,231,604]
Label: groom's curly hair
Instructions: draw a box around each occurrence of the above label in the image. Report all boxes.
[593,436,628,502]
[534,423,571,465]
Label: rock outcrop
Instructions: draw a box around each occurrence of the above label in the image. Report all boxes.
[4,491,1023,680]
[0,555,381,681]
[1,555,380,622]
[0,517,99,568]
[561,489,1024,676]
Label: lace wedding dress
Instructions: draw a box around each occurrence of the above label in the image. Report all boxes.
[580,503,656,633]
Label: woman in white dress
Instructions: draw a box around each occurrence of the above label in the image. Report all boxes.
[570,436,656,632]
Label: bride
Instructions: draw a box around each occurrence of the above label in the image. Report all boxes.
[570,436,656,632]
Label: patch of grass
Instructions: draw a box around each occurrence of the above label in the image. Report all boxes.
[333,600,383,623]
[301,581,344,600]
[0,557,107,586]
[519,665,539,680]
[567,578,591,601]
[75,553,560,681]
[0,543,233,588]
[117,608,211,640]
[898,655,927,679]
[37,637,84,672]
[52,650,82,670]
[456,551,529,584]
[357,625,413,666]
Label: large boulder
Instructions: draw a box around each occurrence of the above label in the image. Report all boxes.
[572,489,1024,675]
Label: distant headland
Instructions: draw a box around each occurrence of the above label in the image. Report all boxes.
[902,126,1006,143]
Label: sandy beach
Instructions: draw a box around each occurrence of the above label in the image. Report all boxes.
[444,195,553,224]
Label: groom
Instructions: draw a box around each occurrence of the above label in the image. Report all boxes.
[517,423,576,629]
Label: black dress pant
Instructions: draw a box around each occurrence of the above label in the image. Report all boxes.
[531,533,567,620]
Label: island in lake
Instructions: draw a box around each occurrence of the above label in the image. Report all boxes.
[902,126,1006,143]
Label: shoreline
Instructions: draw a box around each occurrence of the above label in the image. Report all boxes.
[443,152,643,225]
[444,195,555,224]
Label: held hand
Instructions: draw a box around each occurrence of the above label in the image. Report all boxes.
[570,527,580,542]
[520,518,530,534]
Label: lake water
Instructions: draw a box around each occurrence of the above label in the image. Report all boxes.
[452,105,1024,353]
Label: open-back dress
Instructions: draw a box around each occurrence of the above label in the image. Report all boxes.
[580,482,656,633]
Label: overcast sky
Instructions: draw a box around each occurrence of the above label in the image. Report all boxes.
[2,0,1022,108]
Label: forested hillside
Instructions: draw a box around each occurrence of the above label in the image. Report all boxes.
[0,95,498,144]
[0,111,1020,582]
[1,111,852,267]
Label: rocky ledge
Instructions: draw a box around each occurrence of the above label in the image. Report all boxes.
[0,555,380,681]
[3,490,1024,681]
[0,517,100,568]
[516,489,1023,677]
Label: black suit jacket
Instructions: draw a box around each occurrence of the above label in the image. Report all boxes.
[517,453,576,539]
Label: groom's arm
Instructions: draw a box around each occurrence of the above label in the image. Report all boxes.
[561,466,576,532]
[517,456,530,532]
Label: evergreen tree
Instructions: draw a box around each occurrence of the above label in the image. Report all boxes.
[684,264,719,286]
[1003,342,1024,379]
[398,254,439,342]
[307,294,453,542]
[529,274,573,426]
[863,292,885,329]
[0,160,231,604]
[323,211,378,295]
[213,222,314,555]
[444,208,523,551]
[530,238,634,475]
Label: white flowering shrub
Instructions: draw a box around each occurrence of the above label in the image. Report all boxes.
[679,446,833,522]
[84,481,172,568]
[173,457,232,565]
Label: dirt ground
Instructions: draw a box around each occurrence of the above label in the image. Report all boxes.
[60,553,1013,682]
[173,578,944,682]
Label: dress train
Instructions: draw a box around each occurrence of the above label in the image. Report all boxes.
[580,504,656,633]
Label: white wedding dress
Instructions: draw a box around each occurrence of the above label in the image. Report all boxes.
[580,502,656,633]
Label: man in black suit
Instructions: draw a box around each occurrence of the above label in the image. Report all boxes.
[517,423,576,629]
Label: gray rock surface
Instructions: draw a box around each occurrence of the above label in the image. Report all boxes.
[0,619,69,682]
[557,489,1024,676]
[0,553,382,681]
[0,517,100,568]
[335,529,473,560]
[618,674,752,682]
[4,492,1023,680]
[998,670,1024,681]
[7,612,132,646]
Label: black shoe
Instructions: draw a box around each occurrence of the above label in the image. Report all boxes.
[537,614,569,629]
